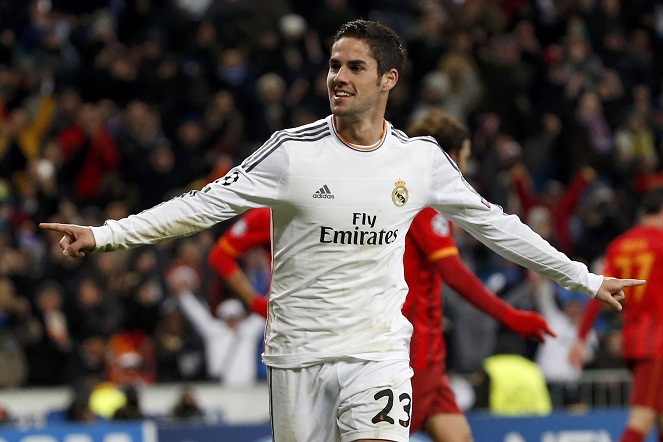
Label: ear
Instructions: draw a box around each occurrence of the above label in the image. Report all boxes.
[381,68,399,92]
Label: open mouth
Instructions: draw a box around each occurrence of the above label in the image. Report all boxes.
[333,91,353,98]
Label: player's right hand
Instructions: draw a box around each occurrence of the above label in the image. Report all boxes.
[39,223,96,258]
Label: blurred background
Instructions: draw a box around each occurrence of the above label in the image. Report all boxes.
[0,0,662,440]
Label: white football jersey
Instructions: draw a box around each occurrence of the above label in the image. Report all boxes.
[92,116,602,368]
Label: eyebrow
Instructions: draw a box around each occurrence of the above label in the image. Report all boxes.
[329,58,369,67]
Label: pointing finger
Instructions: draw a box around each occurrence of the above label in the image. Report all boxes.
[39,222,68,233]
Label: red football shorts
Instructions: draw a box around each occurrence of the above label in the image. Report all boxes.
[410,362,463,433]
[628,358,663,412]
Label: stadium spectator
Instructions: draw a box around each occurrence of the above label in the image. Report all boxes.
[509,162,596,255]
[0,276,42,388]
[403,3,449,93]
[565,90,615,179]
[253,72,291,140]
[171,387,205,420]
[166,265,265,387]
[66,274,123,341]
[152,303,206,383]
[573,184,629,264]
[106,329,156,386]
[136,142,183,210]
[27,280,73,386]
[615,111,658,177]
[112,385,144,420]
[171,117,212,189]
[56,102,120,205]
[202,90,246,160]
[527,270,598,408]
[476,32,532,140]
[65,381,97,423]
[63,334,109,387]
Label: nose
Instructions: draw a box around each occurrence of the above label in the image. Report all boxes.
[333,66,349,84]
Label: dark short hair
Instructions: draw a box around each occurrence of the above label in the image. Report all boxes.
[333,19,407,76]
[641,186,663,215]
[407,108,470,155]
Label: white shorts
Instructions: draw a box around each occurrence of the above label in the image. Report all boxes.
[268,358,413,442]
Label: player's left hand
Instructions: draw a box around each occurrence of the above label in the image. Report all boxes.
[503,308,556,343]
[595,277,645,311]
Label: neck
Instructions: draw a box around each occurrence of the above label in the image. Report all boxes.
[333,116,386,146]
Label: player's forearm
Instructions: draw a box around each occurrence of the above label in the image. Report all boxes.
[433,156,603,297]
[92,191,234,251]
[436,255,509,320]
[450,207,602,297]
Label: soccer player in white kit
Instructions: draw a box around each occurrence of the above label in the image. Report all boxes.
[42,19,643,442]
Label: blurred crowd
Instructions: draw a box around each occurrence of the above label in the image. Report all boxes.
[1,0,663,418]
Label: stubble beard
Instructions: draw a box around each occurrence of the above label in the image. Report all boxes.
[330,97,368,123]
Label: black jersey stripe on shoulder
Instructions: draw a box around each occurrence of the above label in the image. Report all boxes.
[391,127,410,142]
[404,134,462,174]
[429,138,461,173]
[243,121,328,166]
[243,129,331,172]
[242,124,330,171]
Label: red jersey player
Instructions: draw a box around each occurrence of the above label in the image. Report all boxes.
[207,109,554,442]
[569,187,662,442]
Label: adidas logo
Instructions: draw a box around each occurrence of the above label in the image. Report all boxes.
[313,184,335,199]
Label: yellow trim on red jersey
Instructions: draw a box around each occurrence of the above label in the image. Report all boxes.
[428,247,459,262]
[218,237,242,258]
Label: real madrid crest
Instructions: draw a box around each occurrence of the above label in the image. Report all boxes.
[392,179,408,207]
